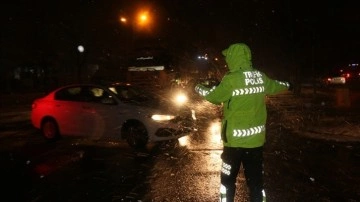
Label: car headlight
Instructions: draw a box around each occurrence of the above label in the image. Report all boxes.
[151,114,176,121]
[173,92,188,106]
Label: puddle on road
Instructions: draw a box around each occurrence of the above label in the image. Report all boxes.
[178,118,223,151]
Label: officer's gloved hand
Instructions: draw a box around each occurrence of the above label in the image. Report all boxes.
[202,78,220,88]
[194,84,201,93]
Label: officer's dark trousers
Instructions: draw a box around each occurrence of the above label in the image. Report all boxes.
[220,146,264,202]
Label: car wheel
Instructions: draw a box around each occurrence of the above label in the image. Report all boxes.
[41,118,60,141]
[122,121,148,148]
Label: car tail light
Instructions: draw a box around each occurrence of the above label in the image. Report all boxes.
[32,102,37,109]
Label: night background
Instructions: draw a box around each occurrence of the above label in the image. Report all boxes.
[1,0,359,92]
[1,1,360,201]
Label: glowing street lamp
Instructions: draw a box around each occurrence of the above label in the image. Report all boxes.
[120,17,127,23]
[119,8,152,30]
[136,11,150,27]
[77,45,85,53]
[77,45,85,82]
[119,7,153,49]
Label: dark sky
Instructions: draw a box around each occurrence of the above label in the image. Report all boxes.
[1,0,359,75]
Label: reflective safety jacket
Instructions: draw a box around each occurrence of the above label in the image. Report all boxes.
[195,43,289,148]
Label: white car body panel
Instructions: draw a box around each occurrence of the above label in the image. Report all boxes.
[327,76,346,85]
[31,84,194,143]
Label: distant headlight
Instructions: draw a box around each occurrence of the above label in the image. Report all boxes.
[173,92,188,106]
[151,114,176,121]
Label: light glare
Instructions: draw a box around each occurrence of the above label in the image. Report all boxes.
[77,45,84,53]
[151,114,175,121]
[174,92,188,105]
[209,121,222,143]
[178,136,189,146]
[120,17,127,23]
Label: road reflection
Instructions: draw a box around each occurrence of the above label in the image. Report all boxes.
[144,118,224,201]
[178,119,222,150]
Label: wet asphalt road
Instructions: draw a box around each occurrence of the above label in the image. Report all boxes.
[1,91,360,202]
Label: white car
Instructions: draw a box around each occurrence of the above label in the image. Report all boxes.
[326,75,346,85]
[31,83,196,148]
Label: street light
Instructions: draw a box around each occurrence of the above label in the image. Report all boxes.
[77,45,84,53]
[120,10,151,30]
[120,17,127,23]
[77,45,85,82]
[136,11,150,28]
[119,9,152,49]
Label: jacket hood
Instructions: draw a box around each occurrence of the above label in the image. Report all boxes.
[222,43,253,72]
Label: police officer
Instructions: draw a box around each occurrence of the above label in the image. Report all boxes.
[195,43,290,202]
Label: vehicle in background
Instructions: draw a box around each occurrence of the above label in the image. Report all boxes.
[124,46,194,107]
[125,46,179,89]
[31,83,196,148]
[339,63,360,85]
[325,74,346,85]
[323,63,360,86]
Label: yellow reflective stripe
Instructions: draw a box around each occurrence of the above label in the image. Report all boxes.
[276,80,290,87]
[233,125,265,137]
[221,162,231,176]
[220,184,227,202]
[232,86,265,96]
[196,86,216,96]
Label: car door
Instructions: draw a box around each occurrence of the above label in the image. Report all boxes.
[78,86,125,139]
[53,86,89,136]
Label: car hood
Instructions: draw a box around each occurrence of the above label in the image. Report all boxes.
[122,93,188,115]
